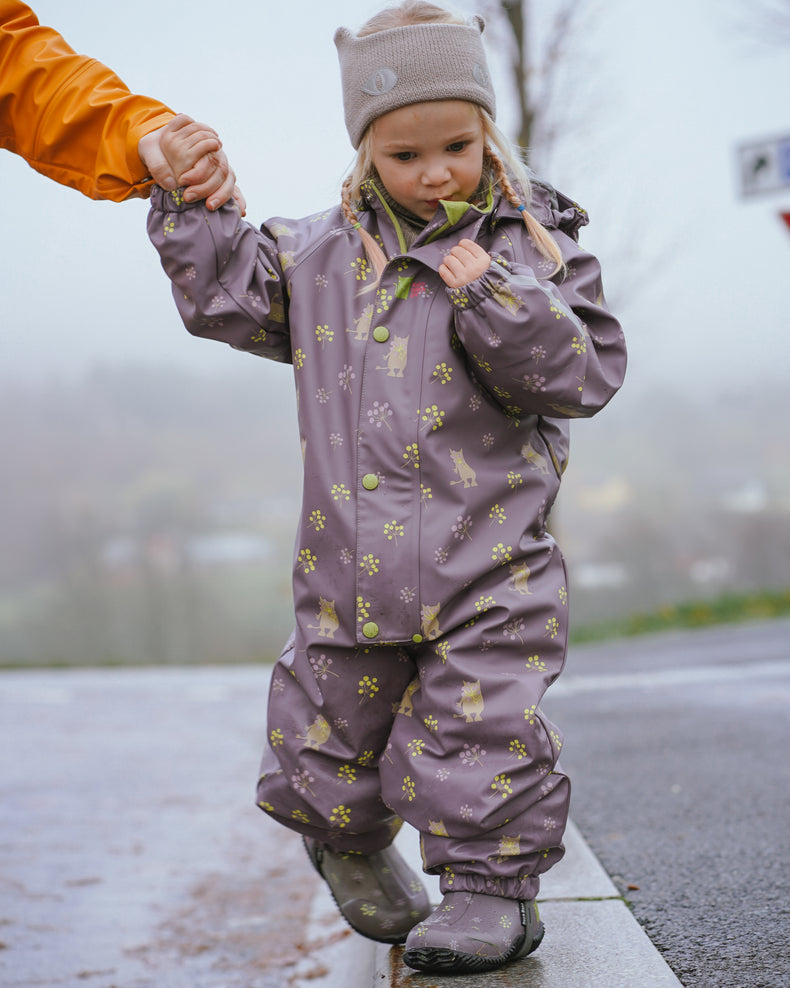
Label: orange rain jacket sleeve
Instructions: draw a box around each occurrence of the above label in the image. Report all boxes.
[0,1,174,200]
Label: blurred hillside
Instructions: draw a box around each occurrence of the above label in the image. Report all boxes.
[2,364,789,666]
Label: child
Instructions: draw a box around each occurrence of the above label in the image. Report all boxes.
[148,1,626,975]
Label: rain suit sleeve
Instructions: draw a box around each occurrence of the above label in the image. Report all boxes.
[447,228,626,419]
[147,186,291,362]
[0,1,173,200]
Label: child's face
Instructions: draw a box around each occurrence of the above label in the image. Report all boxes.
[369,100,485,223]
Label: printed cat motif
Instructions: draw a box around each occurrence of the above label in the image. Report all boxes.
[520,441,550,475]
[394,678,421,716]
[297,714,331,750]
[449,448,477,488]
[308,597,339,639]
[377,334,409,377]
[491,834,522,863]
[509,562,533,596]
[420,603,442,641]
[347,303,374,341]
[454,679,485,722]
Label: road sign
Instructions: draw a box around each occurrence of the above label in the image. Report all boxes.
[737,133,790,196]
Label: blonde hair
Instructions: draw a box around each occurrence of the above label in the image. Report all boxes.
[340,1,565,280]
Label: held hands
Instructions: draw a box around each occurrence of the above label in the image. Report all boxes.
[138,113,246,214]
[438,239,491,289]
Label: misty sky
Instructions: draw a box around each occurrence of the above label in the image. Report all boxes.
[1,0,788,397]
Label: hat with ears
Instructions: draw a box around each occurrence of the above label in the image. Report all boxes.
[334,16,496,149]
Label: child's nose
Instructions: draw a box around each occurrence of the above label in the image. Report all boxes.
[422,160,451,186]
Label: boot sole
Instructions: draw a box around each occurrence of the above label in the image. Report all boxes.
[403,920,545,974]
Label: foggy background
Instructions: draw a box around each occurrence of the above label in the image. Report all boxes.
[1,0,788,665]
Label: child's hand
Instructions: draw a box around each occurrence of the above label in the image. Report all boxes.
[138,114,246,213]
[438,239,491,289]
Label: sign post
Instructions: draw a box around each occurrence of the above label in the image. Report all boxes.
[737,133,790,197]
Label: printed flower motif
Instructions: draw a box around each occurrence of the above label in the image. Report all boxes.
[384,521,405,543]
[407,739,425,758]
[358,676,379,701]
[315,388,330,404]
[424,715,439,733]
[460,743,486,767]
[315,274,328,289]
[490,774,513,799]
[431,362,453,384]
[356,597,371,621]
[210,295,225,310]
[505,619,525,643]
[331,483,351,502]
[368,400,393,430]
[330,433,343,449]
[403,443,420,469]
[559,586,568,606]
[469,394,482,411]
[545,617,560,639]
[292,769,316,795]
[531,345,547,363]
[524,704,537,725]
[402,776,416,801]
[420,405,446,431]
[489,504,506,525]
[436,768,451,782]
[491,542,513,563]
[420,485,433,505]
[309,653,338,680]
[337,765,357,785]
[520,373,547,393]
[435,547,449,565]
[334,717,349,732]
[163,216,175,236]
[315,323,334,345]
[292,809,310,824]
[507,471,523,489]
[330,805,351,828]
[338,364,355,393]
[296,548,317,573]
[525,654,547,673]
[509,739,528,760]
[339,548,353,565]
[184,264,196,281]
[474,595,496,612]
[269,728,284,747]
[350,257,371,281]
[483,433,495,449]
[543,817,558,832]
[452,515,473,541]
[357,749,374,766]
[571,334,587,355]
[400,586,416,604]
[360,553,380,575]
[308,510,326,532]
[435,641,451,663]
[460,805,473,822]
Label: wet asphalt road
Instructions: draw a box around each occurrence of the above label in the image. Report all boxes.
[543,619,790,988]
[1,619,788,987]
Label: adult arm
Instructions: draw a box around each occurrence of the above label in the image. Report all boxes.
[0,2,239,206]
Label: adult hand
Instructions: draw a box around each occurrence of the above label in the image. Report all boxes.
[438,238,491,288]
[138,114,246,214]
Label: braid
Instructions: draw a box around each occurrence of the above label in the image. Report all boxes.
[485,146,565,278]
[341,175,388,287]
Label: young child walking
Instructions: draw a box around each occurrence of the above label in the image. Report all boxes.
[148,1,626,974]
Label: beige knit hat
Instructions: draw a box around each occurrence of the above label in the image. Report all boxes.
[334,17,496,149]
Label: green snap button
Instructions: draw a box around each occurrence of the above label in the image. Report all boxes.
[412,634,424,644]
[373,326,390,343]
[362,473,379,491]
[362,622,379,639]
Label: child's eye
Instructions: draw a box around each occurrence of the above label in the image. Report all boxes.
[394,151,416,162]
[447,141,468,153]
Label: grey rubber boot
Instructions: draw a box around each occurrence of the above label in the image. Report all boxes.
[304,838,432,944]
[402,890,544,973]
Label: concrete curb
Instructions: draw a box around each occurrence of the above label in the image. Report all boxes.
[297,821,683,988]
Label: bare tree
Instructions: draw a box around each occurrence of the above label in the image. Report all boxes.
[469,0,597,174]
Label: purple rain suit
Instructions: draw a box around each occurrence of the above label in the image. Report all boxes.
[148,180,626,901]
